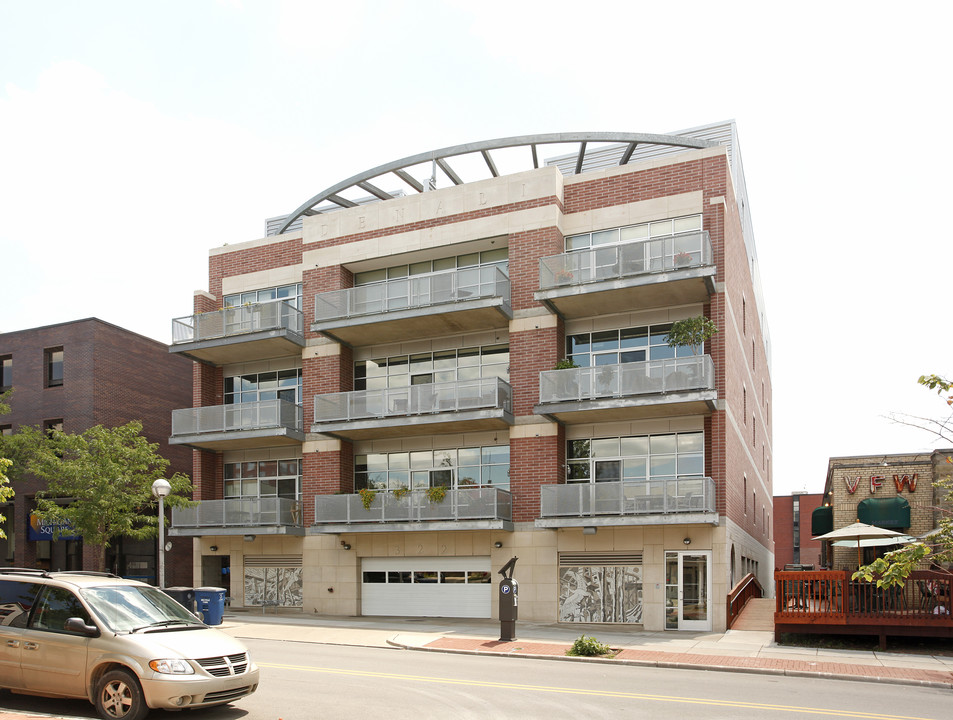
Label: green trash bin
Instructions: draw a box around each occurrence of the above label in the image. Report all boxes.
[193,587,226,625]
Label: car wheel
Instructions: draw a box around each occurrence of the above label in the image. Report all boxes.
[95,669,149,720]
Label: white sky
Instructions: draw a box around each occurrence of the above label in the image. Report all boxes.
[2,0,951,497]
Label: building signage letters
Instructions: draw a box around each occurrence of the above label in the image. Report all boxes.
[844,474,918,494]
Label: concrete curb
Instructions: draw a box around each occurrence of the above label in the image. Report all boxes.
[388,638,953,690]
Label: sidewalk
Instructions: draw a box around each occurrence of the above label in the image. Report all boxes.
[220,610,953,689]
[2,611,951,720]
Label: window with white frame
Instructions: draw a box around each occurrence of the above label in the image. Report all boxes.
[567,432,704,486]
[355,445,510,492]
[224,369,302,405]
[566,324,695,368]
[565,215,703,253]
[353,248,508,286]
[224,283,303,311]
[224,459,301,500]
[355,345,508,391]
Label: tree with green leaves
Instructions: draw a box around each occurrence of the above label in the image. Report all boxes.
[0,390,16,538]
[856,375,953,587]
[666,315,718,355]
[22,420,193,572]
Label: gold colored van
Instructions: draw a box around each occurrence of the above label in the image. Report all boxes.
[0,569,259,719]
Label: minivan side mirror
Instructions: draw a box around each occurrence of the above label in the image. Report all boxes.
[65,617,100,637]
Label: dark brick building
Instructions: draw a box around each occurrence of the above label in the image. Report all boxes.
[0,318,193,585]
[773,492,824,569]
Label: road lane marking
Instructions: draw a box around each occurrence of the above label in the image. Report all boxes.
[257,662,936,719]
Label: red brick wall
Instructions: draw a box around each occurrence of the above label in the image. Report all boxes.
[511,433,564,521]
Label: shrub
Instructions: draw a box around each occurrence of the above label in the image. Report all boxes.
[566,635,611,657]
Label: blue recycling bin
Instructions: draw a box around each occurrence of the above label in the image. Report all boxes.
[193,587,227,625]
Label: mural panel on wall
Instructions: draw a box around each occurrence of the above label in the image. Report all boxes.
[559,564,642,623]
[244,566,303,608]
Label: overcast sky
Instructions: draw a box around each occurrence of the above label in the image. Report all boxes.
[2,0,950,496]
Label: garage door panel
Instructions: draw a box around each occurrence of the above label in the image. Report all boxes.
[361,556,491,618]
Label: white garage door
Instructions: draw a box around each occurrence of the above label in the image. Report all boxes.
[361,556,492,618]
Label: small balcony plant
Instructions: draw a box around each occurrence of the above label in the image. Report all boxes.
[666,315,718,356]
[554,268,574,284]
[358,487,378,511]
[674,251,693,267]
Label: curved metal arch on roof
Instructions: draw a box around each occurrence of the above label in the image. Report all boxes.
[277,132,719,235]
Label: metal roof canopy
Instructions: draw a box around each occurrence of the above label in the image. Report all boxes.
[276,132,719,236]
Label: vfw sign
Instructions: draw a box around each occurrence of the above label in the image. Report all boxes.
[844,474,917,495]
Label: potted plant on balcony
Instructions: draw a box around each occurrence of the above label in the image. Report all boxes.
[358,487,378,511]
[391,485,409,500]
[426,485,448,504]
[665,316,718,387]
[551,358,580,402]
[674,251,693,267]
[554,268,574,285]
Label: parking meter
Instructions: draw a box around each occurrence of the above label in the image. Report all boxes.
[498,556,518,641]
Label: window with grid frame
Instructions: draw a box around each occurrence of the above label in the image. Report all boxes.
[224,459,302,500]
[224,369,302,405]
[355,345,508,391]
[224,283,303,311]
[355,445,510,492]
[564,215,703,253]
[566,324,695,369]
[352,248,508,286]
[566,432,704,492]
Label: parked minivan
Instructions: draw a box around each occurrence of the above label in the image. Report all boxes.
[0,569,259,720]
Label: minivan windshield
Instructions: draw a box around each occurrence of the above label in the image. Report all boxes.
[82,585,204,633]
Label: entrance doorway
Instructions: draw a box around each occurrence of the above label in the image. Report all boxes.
[664,550,712,631]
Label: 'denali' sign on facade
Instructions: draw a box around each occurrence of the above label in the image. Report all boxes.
[844,474,918,495]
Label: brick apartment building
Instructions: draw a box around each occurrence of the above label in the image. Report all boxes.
[0,318,193,585]
[168,123,773,631]
[773,491,824,569]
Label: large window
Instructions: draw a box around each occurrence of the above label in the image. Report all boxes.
[225,459,301,500]
[356,445,510,492]
[355,345,508,391]
[224,369,302,405]
[353,249,507,286]
[1,355,11,390]
[44,348,63,388]
[224,283,302,311]
[566,324,695,368]
[565,215,702,252]
[567,432,704,485]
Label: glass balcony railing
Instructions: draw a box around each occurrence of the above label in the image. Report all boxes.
[540,478,716,518]
[538,356,714,404]
[172,300,303,344]
[539,231,712,290]
[314,266,510,322]
[171,399,303,437]
[314,487,512,525]
[172,497,303,529]
[314,377,512,423]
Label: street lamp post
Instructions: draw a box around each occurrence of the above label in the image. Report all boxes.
[152,479,172,589]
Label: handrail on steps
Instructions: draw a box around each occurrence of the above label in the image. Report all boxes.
[726,572,764,629]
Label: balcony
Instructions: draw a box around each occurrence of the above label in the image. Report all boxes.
[536,478,718,529]
[312,487,513,533]
[535,356,716,424]
[312,266,512,346]
[169,498,305,537]
[312,377,513,440]
[171,301,305,364]
[535,232,715,318]
[170,399,305,450]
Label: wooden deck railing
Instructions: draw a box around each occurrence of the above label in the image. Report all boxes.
[774,569,953,648]
[726,572,763,629]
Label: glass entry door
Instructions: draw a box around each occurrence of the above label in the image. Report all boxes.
[664,551,712,631]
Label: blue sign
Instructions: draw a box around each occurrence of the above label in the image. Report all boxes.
[28,514,81,541]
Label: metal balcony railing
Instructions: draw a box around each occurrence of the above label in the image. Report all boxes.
[314,487,512,525]
[538,356,714,404]
[314,266,510,322]
[172,497,303,529]
[172,300,303,344]
[539,231,712,290]
[314,377,512,423]
[171,399,303,436]
[539,478,716,518]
